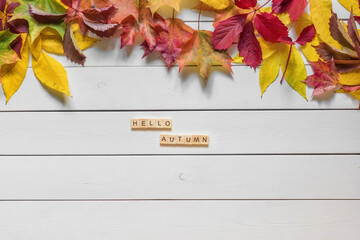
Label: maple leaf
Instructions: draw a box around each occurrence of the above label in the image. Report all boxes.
[142,18,194,68]
[304,60,340,97]
[92,0,138,23]
[120,6,167,50]
[272,0,307,22]
[177,30,232,80]
[147,0,181,14]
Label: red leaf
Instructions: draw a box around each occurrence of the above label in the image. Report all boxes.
[212,14,247,50]
[63,23,86,66]
[304,60,339,97]
[254,12,289,43]
[61,0,73,8]
[237,21,262,68]
[295,25,316,45]
[28,4,66,23]
[235,0,257,9]
[272,0,291,14]
[6,19,29,34]
[288,0,307,22]
[9,35,22,59]
[120,15,139,48]
[82,17,118,37]
[348,12,360,58]
[0,0,6,12]
[272,0,307,22]
[82,5,118,22]
[6,2,20,14]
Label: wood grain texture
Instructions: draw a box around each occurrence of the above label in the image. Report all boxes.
[1,66,358,110]
[0,201,359,240]
[0,155,358,200]
[0,111,358,155]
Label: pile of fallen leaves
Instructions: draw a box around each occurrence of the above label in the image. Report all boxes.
[0,0,360,106]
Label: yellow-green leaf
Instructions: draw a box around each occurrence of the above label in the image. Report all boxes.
[259,51,281,96]
[200,0,230,10]
[339,69,360,86]
[309,0,341,49]
[1,34,30,103]
[32,50,71,96]
[280,45,307,100]
[337,0,360,16]
[232,53,244,64]
[294,12,321,62]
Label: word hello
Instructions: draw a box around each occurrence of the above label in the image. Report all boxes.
[131,119,172,130]
[160,135,209,147]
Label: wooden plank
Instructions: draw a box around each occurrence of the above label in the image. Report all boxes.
[0,155,359,200]
[0,201,359,240]
[0,111,358,155]
[1,66,358,110]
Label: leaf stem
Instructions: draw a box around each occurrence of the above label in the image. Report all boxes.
[172,9,175,19]
[198,2,202,30]
[280,45,293,84]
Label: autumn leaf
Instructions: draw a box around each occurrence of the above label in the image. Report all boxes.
[0,29,20,67]
[254,12,290,43]
[200,0,231,10]
[304,60,340,97]
[235,0,257,9]
[1,33,29,102]
[31,37,71,96]
[177,30,232,80]
[309,0,341,49]
[212,14,247,50]
[148,0,181,14]
[337,0,360,16]
[120,6,167,50]
[0,0,28,34]
[142,18,194,68]
[272,0,307,22]
[237,21,262,68]
[93,0,138,23]
[13,0,66,42]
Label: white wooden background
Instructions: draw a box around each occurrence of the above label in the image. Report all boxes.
[0,1,359,239]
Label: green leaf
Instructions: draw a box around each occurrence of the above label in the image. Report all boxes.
[13,0,66,42]
[0,30,20,66]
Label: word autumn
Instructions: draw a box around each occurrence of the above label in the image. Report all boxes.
[131,119,172,130]
[160,135,209,147]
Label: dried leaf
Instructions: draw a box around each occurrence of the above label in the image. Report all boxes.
[177,30,232,80]
[237,21,262,68]
[148,0,181,14]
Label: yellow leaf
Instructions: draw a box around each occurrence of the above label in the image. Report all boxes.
[280,45,307,100]
[1,34,30,103]
[232,53,244,64]
[148,0,181,14]
[32,50,71,96]
[258,38,280,60]
[41,27,64,55]
[294,12,321,62]
[350,90,360,101]
[259,51,281,96]
[30,36,42,61]
[200,0,230,10]
[337,0,360,16]
[41,24,97,55]
[309,0,341,49]
[339,69,360,86]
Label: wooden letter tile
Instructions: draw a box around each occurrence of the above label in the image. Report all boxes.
[160,135,169,145]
